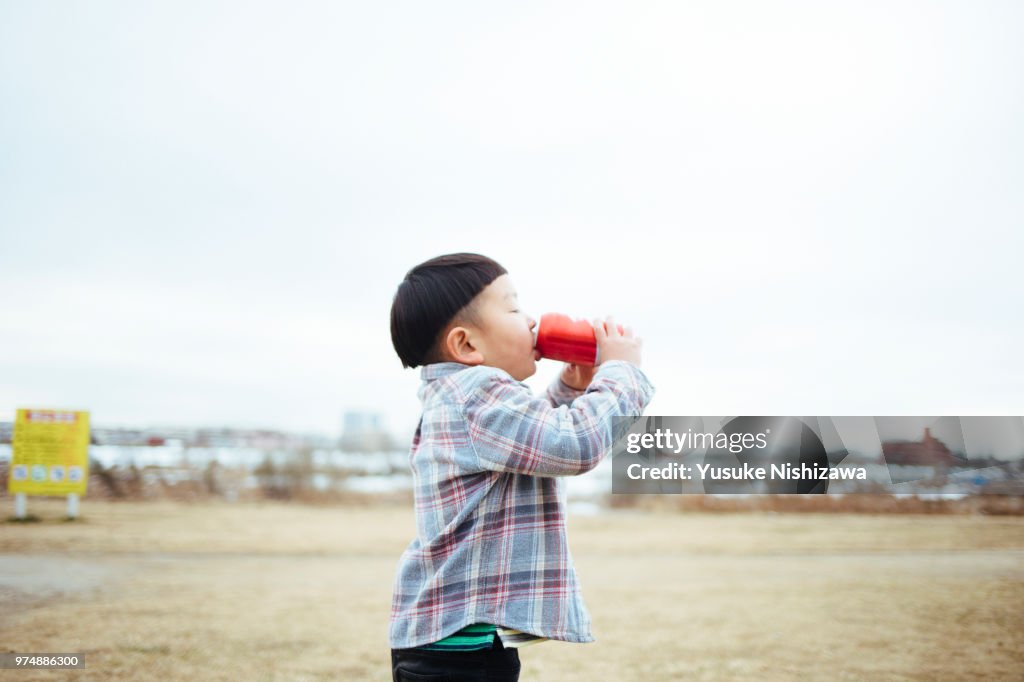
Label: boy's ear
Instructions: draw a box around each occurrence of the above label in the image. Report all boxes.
[443,325,485,366]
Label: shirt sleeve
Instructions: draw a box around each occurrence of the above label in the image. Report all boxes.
[545,373,586,408]
[461,361,655,477]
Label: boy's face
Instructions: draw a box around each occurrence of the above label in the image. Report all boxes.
[443,274,538,381]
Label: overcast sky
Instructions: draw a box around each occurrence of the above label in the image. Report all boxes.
[2,1,1021,445]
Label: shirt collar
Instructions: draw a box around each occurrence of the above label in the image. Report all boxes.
[419,362,473,382]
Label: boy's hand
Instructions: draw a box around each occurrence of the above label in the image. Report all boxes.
[593,315,643,367]
[560,362,598,391]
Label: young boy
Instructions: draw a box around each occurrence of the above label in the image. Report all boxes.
[388,253,654,681]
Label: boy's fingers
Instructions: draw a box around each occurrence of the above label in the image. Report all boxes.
[592,318,606,338]
[605,315,618,336]
[624,326,633,338]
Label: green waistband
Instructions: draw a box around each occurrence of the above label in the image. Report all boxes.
[415,623,498,651]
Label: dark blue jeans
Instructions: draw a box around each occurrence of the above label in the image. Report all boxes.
[391,636,521,681]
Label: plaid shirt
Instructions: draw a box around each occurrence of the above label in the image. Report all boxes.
[389,360,655,649]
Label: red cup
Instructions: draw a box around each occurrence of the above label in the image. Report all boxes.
[534,313,624,366]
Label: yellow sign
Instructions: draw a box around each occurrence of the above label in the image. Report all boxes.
[8,408,90,496]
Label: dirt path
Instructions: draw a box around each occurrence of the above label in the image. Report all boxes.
[1,500,1021,680]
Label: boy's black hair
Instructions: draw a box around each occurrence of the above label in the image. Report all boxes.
[390,253,507,368]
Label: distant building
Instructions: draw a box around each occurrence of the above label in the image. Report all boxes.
[882,427,962,466]
[2,420,333,450]
[340,410,394,452]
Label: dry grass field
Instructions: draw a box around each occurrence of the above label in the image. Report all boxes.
[1,498,1022,681]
